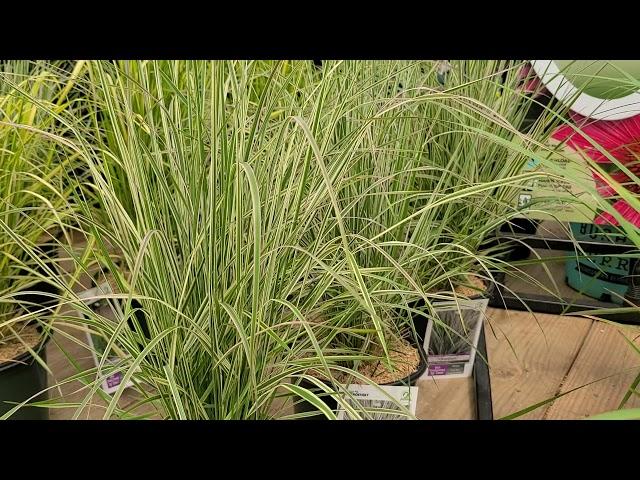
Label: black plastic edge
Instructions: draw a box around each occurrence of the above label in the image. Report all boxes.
[473,323,493,420]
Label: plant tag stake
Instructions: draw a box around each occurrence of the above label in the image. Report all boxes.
[422,297,488,379]
[336,384,418,420]
[77,281,136,395]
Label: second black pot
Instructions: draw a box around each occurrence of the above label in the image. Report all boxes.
[12,242,61,314]
[500,218,539,261]
[0,327,51,420]
[292,341,427,420]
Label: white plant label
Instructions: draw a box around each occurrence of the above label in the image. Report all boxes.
[422,297,488,379]
[336,384,418,420]
[78,281,136,395]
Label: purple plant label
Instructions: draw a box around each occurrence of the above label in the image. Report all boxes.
[106,372,122,388]
[428,364,449,375]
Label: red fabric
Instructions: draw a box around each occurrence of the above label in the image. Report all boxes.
[550,112,640,227]
[552,112,640,164]
[595,199,640,227]
[518,63,550,97]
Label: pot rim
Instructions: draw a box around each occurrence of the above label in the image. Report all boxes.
[299,339,427,388]
[425,279,495,304]
[0,322,52,373]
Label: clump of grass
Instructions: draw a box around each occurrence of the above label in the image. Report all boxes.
[2,60,582,420]
[0,61,84,346]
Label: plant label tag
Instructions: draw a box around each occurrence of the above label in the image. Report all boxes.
[421,297,488,379]
[336,384,418,420]
[514,139,599,223]
[78,281,137,395]
[95,357,131,395]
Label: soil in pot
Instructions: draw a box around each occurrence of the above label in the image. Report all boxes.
[452,275,488,299]
[293,336,427,420]
[0,323,50,420]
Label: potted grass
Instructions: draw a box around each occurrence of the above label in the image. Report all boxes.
[278,62,438,419]
[287,61,579,416]
[31,59,574,420]
[389,61,578,379]
[288,60,560,417]
[286,61,510,418]
[0,61,81,419]
[404,60,572,260]
[33,60,436,420]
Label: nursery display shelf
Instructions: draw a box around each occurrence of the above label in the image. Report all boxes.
[43,329,488,420]
[486,307,640,419]
[490,220,640,325]
[495,220,637,254]
[38,229,638,420]
[44,307,640,419]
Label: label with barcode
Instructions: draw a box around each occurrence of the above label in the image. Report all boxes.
[336,384,418,420]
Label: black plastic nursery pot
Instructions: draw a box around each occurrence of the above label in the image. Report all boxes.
[1,242,60,420]
[0,327,51,420]
[14,280,60,315]
[89,271,151,341]
[500,218,539,261]
[479,219,539,263]
[12,242,61,314]
[292,342,428,420]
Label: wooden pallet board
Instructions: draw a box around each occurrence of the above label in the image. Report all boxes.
[417,377,475,419]
[485,307,593,419]
[544,321,640,419]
